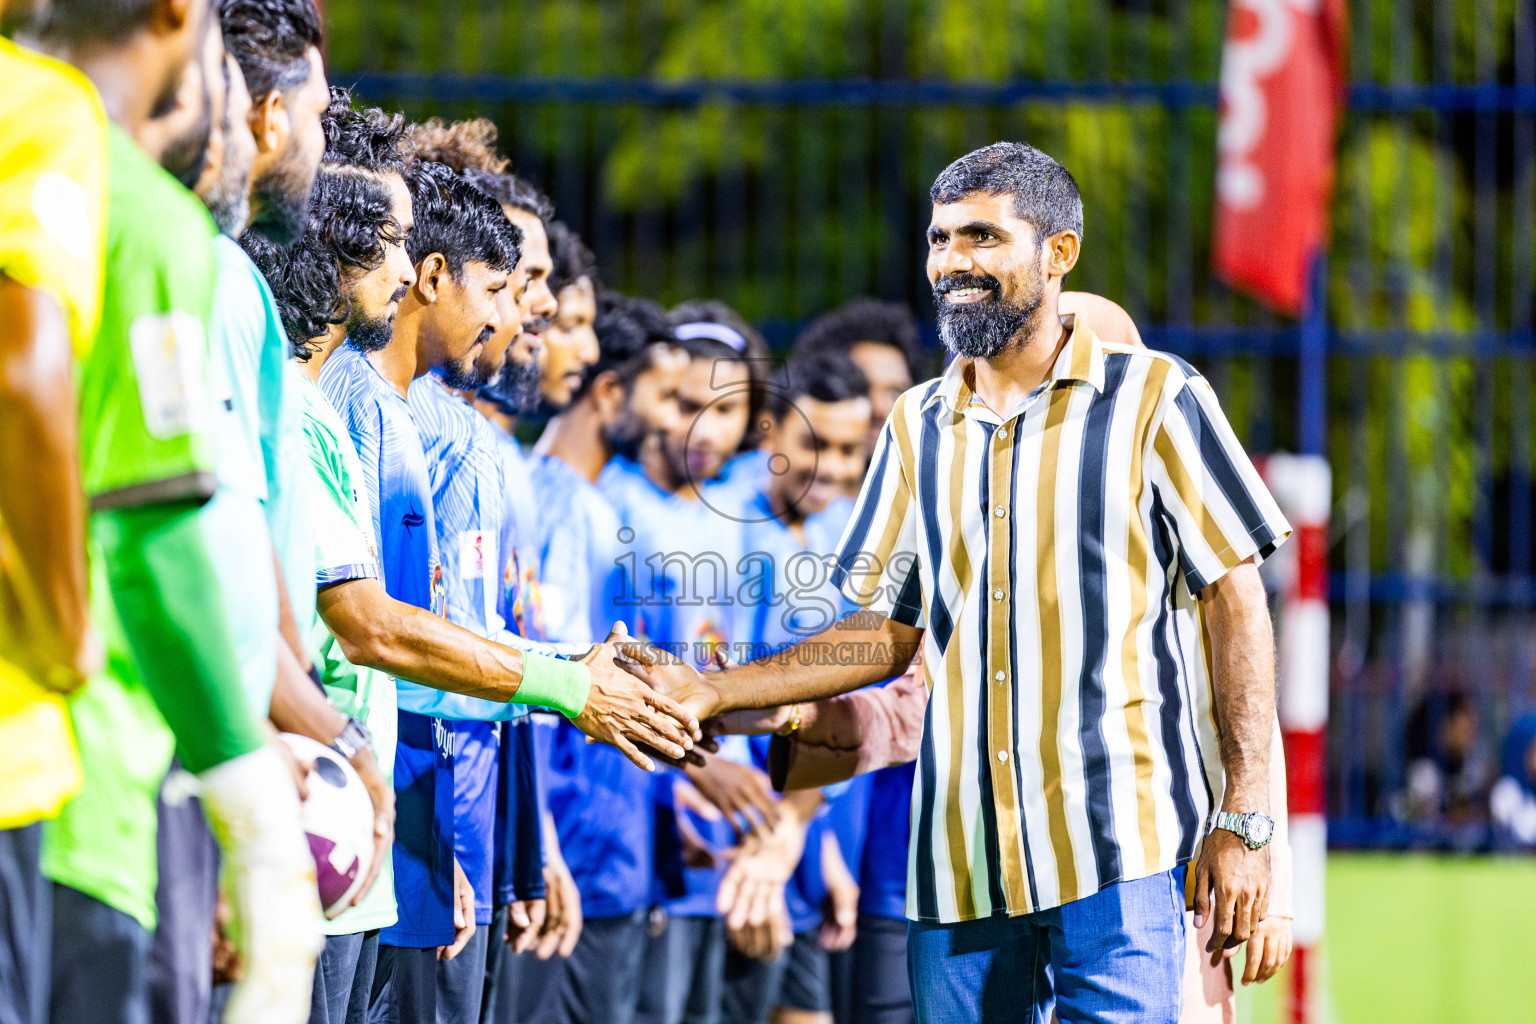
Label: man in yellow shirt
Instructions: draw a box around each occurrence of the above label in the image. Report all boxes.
[0,5,109,1023]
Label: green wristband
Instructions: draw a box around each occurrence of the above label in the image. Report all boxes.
[515,652,592,719]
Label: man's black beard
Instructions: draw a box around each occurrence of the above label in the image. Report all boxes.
[345,308,394,352]
[205,160,251,236]
[933,264,1045,360]
[249,152,313,246]
[488,356,543,415]
[603,406,648,461]
[161,91,212,190]
[434,357,482,391]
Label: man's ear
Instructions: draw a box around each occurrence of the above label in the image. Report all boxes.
[591,371,625,420]
[247,88,290,157]
[155,0,195,32]
[1044,229,1081,280]
[415,254,448,304]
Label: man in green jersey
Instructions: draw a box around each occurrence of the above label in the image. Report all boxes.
[142,17,393,1024]
[37,2,323,1023]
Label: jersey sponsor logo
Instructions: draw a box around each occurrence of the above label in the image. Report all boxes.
[128,310,209,439]
[458,531,486,581]
[431,716,456,759]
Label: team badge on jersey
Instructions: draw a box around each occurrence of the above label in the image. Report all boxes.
[430,561,446,618]
[693,618,727,668]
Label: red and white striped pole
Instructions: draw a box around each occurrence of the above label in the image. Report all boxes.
[1261,453,1331,1024]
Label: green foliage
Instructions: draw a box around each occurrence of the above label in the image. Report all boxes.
[320,0,1533,586]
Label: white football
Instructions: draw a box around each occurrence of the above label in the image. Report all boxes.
[279,733,375,916]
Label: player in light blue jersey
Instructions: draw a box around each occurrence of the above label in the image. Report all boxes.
[526,293,705,1024]
[398,125,596,1020]
[721,350,874,1024]
[316,158,698,1024]
[601,302,798,1024]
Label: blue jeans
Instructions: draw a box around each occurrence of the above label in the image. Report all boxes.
[907,866,1186,1024]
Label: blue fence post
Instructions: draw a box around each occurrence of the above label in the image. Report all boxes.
[1299,251,1329,457]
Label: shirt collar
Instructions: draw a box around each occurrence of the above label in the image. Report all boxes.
[924,314,1104,416]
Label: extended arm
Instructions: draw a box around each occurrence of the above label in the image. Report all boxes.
[768,657,928,791]
[0,279,92,690]
[659,611,923,723]
[1192,557,1275,954]
[318,579,695,768]
[317,576,541,703]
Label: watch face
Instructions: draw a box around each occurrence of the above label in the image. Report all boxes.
[1247,814,1274,846]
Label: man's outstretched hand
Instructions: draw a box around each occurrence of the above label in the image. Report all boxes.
[571,622,701,771]
[616,642,726,725]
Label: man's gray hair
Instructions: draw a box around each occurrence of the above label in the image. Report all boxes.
[930,142,1084,242]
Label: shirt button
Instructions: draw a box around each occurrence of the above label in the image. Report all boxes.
[994,505,1006,518]
[997,427,1007,439]
[997,751,1009,763]
[994,670,1005,682]
[993,589,1004,601]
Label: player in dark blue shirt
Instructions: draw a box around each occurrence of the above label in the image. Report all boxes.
[322,160,698,1024]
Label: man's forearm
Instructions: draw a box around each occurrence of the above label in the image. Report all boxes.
[318,577,528,701]
[1203,560,1275,813]
[0,280,89,679]
[713,612,923,714]
[268,640,347,743]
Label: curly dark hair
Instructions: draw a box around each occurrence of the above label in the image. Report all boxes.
[585,290,674,390]
[219,0,323,104]
[322,87,410,174]
[767,349,869,418]
[546,221,599,295]
[459,168,553,222]
[407,117,507,174]
[406,161,522,280]
[791,298,923,382]
[243,167,402,359]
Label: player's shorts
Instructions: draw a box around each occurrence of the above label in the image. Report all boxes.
[0,824,50,1024]
[309,929,378,1024]
[369,943,439,1024]
[723,928,830,1023]
[539,908,649,1024]
[638,912,726,1024]
[49,882,151,1024]
[434,919,490,1024]
[148,773,219,1024]
[850,914,912,1024]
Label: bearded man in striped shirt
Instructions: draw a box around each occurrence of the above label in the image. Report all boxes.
[647,141,1291,1024]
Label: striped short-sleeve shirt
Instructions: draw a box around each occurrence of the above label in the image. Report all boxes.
[831,317,1290,923]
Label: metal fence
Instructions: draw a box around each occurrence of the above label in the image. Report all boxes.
[323,0,1536,841]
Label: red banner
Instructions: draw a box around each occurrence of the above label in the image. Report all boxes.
[1213,0,1347,315]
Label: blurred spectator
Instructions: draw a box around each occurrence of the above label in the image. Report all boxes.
[1397,692,1487,824]
[1490,713,1536,846]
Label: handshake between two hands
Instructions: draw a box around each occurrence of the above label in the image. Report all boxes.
[576,622,743,771]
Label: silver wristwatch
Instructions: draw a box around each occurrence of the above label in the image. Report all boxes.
[329,717,373,761]
[1213,811,1274,850]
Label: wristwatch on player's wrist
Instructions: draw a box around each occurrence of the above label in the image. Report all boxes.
[1213,811,1274,850]
[329,717,373,761]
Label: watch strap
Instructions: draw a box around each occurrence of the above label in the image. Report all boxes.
[330,717,372,761]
